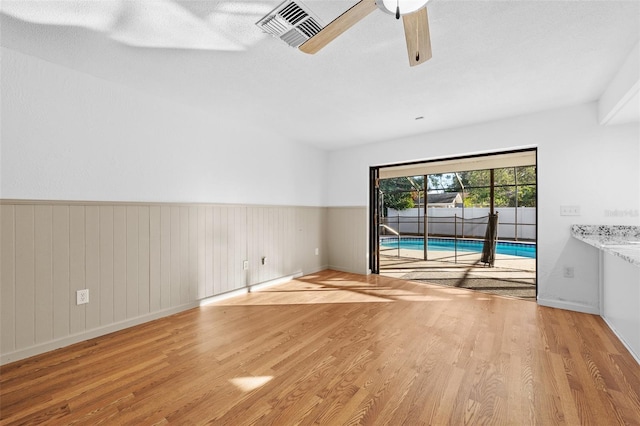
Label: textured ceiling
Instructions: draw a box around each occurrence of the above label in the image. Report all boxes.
[1,0,639,150]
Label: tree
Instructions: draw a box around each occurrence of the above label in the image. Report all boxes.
[379,166,536,211]
[379,177,416,213]
[420,166,536,208]
[383,192,415,211]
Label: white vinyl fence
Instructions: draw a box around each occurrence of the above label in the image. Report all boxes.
[385,207,536,241]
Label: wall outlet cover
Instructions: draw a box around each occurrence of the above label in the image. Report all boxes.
[76,289,89,305]
[560,205,581,216]
[563,266,575,278]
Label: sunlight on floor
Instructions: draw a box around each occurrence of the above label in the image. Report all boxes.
[380,249,536,300]
[209,274,493,307]
[229,376,273,392]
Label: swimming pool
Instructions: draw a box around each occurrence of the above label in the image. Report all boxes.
[381,237,536,258]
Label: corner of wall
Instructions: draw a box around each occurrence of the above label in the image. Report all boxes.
[327,206,369,275]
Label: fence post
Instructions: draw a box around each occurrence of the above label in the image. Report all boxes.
[423,208,428,261]
[454,214,458,264]
[397,215,400,257]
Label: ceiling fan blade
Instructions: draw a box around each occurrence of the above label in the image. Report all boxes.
[299,0,377,54]
[402,7,432,67]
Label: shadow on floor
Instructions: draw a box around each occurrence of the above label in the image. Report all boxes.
[380,250,536,301]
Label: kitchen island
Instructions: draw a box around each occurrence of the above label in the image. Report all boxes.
[571,225,639,364]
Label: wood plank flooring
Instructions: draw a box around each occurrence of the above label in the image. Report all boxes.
[2,270,639,425]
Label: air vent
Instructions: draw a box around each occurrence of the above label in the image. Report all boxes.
[256,0,324,48]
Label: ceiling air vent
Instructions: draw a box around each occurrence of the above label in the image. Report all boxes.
[256,0,324,48]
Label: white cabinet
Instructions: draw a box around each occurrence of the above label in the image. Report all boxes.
[602,251,640,363]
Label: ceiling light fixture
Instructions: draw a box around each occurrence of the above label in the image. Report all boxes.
[377,0,430,19]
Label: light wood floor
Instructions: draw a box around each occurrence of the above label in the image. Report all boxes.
[2,270,639,425]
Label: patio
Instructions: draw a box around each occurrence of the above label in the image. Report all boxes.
[379,248,537,300]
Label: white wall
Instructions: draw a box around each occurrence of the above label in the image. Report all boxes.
[327,103,640,314]
[2,47,639,319]
[599,40,639,125]
[0,48,331,364]
[327,207,368,275]
[0,48,327,206]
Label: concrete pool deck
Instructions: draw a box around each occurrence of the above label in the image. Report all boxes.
[379,248,537,300]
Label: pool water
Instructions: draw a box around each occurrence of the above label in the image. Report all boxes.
[381,237,536,259]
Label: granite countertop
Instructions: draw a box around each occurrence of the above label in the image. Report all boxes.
[571,225,640,267]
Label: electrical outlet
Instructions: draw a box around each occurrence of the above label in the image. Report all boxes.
[315,248,319,256]
[563,266,574,278]
[243,260,249,270]
[560,205,581,216]
[76,289,89,305]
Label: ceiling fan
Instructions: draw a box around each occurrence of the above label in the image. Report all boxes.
[300,0,432,67]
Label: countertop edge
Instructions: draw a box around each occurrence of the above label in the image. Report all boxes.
[570,225,640,267]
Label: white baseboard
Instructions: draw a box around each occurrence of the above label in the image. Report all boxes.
[199,272,304,306]
[327,264,368,275]
[537,299,639,365]
[252,272,303,291]
[537,298,600,315]
[601,316,640,366]
[0,303,200,365]
[1,273,304,366]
